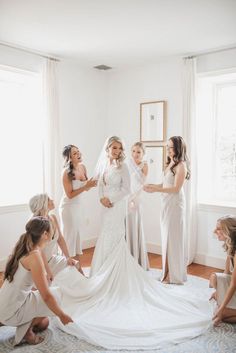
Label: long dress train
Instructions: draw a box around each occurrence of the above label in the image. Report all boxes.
[54,163,213,350]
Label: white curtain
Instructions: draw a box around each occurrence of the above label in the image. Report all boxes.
[43,58,61,205]
[182,57,198,265]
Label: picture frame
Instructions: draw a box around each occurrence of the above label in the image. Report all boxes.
[140,100,166,143]
[145,145,166,184]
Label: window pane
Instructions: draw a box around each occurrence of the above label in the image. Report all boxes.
[0,66,45,206]
[197,72,236,206]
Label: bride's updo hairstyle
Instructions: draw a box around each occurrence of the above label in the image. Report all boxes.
[105,136,125,167]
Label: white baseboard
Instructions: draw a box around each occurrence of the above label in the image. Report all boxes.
[146,242,225,270]
[194,253,225,270]
[82,237,97,250]
[146,242,161,255]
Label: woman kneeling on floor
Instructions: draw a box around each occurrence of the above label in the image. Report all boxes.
[0,216,73,345]
[210,215,236,325]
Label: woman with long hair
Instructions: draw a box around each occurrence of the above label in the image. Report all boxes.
[29,193,84,279]
[144,136,190,284]
[209,215,236,325]
[59,144,97,261]
[126,141,149,270]
[0,217,72,345]
[90,136,130,275]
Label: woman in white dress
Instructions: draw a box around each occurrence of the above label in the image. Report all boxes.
[144,136,190,284]
[209,215,236,325]
[0,217,72,345]
[53,136,213,350]
[126,142,149,270]
[59,145,97,261]
[29,193,83,279]
[90,136,130,275]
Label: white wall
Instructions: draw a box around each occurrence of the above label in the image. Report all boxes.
[1,46,236,271]
[106,57,183,251]
[0,52,109,270]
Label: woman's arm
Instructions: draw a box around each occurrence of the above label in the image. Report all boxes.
[224,256,231,274]
[144,162,186,193]
[142,162,148,177]
[51,215,70,258]
[41,250,54,282]
[62,170,96,199]
[26,252,73,325]
[108,164,131,204]
[213,255,236,325]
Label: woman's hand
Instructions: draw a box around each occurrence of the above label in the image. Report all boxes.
[212,307,224,326]
[46,269,54,284]
[143,184,160,193]
[67,257,77,266]
[84,178,97,191]
[100,197,113,208]
[59,312,73,325]
[209,291,217,301]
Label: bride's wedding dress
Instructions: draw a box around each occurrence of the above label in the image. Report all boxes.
[54,163,213,350]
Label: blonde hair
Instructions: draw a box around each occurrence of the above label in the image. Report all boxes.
[131,141,145,154]
[105,136,125,166]
[29,193,49,216]
[218,215,236,257]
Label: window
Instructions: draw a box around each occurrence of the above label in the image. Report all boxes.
[0,65,45,207]
[196,71,236,206]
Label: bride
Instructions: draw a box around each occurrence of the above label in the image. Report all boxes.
[54,136,213,350]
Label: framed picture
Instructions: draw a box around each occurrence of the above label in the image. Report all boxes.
[145,145,166,184]
[140,100,166,143]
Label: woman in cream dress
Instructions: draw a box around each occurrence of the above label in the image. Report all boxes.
[126,142,149,270]
[59,145,97,261]
[0,217,72,345]
[29,193,83,279]
[209,215,236,325]
[144,136,190,284]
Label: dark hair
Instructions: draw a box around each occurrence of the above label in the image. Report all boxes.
[4,217,50,282]
[166,136,190,180]
[62,144,77,180]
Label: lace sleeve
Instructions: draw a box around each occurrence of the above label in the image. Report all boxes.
[109,164,131,204]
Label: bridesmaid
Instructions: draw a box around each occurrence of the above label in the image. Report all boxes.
[144,136,190,284]
[29,193,84,279]
[209,215,236,326]
[0,217,73,345]
[126,142,149,270]
[59,145,97,261]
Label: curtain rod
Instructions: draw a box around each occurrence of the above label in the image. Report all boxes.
[0,41,60,62]
[184,45,236,59]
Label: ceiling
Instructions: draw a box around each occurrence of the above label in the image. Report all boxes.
[0,0,236,69]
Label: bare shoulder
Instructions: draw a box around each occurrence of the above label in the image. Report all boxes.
[22,249,42,269]
[175,161,187,173]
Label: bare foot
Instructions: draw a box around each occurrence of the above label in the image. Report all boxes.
[24,328,44,345]
[33,317,49,333]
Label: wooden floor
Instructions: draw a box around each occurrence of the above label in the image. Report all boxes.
[0,249,223,287]
[80,248,222,280]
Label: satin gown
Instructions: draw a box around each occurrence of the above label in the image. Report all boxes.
[59,179,87,256]
[126,160,149,270]
[160,169,187,284]
[53,162,213,350]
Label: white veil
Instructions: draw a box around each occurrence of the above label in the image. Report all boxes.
[93,136,127,180]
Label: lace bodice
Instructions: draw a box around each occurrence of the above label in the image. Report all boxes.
[99,163,130,203]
